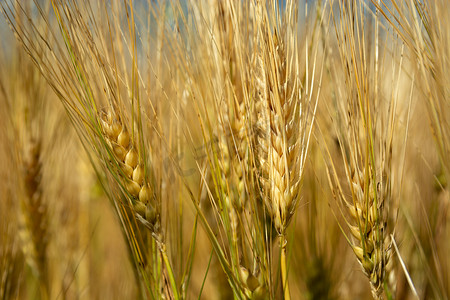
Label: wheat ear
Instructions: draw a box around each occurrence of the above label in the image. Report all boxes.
[99,110,157,228]
[348,168,392,299]
[254,25,301,236]
[20,140,49,300]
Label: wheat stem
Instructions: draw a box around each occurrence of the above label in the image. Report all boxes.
[158,236,180,300]
[280,234,290,300]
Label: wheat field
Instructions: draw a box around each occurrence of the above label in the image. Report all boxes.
[0,0,448,299]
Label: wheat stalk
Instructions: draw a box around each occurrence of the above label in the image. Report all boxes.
[321,1,401,298]
[253,8,301,300]
[251,1,323,298]
[99,108,180,298]
[188,1,270,297]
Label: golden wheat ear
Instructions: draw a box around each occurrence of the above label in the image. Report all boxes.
[99,110,157,228]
